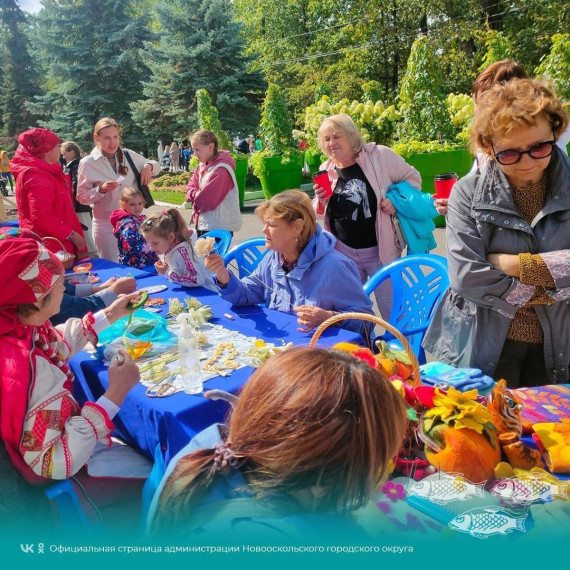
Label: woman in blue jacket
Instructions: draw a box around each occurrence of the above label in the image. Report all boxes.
[205,190,374,335]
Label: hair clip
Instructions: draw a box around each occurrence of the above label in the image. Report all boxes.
[161,209,169,216]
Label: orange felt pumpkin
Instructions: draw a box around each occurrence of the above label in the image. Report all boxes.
[424,424,501,484]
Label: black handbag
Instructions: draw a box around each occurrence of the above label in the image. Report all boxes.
[123,151,155,208]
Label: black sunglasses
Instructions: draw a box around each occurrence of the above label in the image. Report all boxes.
[491,138,556,166]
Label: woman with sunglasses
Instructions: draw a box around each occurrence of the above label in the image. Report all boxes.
[424,78,570,388]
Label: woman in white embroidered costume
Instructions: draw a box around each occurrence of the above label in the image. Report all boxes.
[0,228,143,485]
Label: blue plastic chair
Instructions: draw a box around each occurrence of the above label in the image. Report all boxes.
[223,237,268,278]
[44,479,102,533]
[200,229,233,257]
[363,254,449,364]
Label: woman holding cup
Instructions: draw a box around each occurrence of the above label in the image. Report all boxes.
[313,114,421,319]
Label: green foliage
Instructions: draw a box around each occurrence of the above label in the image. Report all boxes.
[195,89,232,151]
[479,29,514,72]
[150,171,191,189]
[536,34,570,102]
[397,35,456,143]
[446,93,474,145]
[314,83,331,104]
[303,95,399,152]
[131,0,264,141]
[361,81,383,103]
[28,0,152,147]
[392,140,464,160]
[0,0,40,137]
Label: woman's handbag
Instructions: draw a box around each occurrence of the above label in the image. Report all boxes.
[124,151,155,208]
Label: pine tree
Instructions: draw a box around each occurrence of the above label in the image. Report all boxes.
[131,0,265,141]
[28,0,152,148]
[0,0,41,138]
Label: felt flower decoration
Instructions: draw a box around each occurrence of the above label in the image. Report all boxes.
[380,481,406,502]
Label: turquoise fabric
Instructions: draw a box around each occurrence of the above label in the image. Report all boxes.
[387,181,438,254]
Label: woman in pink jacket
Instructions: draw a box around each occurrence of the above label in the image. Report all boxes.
[313,114,421,319]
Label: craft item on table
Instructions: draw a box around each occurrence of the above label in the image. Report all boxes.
[73,262,92,273]
[88,274,100,284]
[202,342,240,374]
[532,419,570,474]
[137,323,262,396]
[139,284,168,294]
[487,380,523,437]
[406,472,486,505]
[98,309,176,361]
[165,297,212,325]
[420,387,501,483]
[375,340,415,383]
[144,297,166,307]
[195,237,215,257]
[498,431,542,470]
[127,291,149,311]
[489,470,568,504]
[242,338,294,366]
[422,367,495,394]
[511,384,570,434]
[448,506,527,540]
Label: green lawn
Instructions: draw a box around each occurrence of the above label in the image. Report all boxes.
[150,190,186,205]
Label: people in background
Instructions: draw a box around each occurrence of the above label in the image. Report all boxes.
[185,129,242,236]
[61,141,97,258]
[11,128,87,261]
[77,117,160,261]
[0,150,14,194]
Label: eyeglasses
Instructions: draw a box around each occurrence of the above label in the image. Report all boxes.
[491,139,555,165]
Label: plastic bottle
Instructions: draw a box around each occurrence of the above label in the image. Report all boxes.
[176,313,204,394]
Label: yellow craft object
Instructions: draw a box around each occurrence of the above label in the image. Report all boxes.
[124,340,153,360]
[532,419,570,474]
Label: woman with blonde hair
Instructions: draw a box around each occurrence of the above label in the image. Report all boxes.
[77,117,160,261]
[170,141,180,171]
[206,189,373,335]
[424,78,570,387]
[148,347,408,539]
[313,114,421,319]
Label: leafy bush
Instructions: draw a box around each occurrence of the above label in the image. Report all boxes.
[536,34,570,102]
[391,140,464,160]
[150,172,191,192]
[251,84,301,178]
[302,95,400,152]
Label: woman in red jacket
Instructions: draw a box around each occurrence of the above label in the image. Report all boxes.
[11,128,87,260]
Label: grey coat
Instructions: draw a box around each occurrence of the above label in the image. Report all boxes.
[423,148,570,383]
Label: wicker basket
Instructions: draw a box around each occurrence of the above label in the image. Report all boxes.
[43,236,75,270]
[309,311,421,387]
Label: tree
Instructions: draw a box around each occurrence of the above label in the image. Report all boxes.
[535,34,570,102]
[27,0,152,148]
[0,0,40,138]
[195,89,232,151]
[131,0,265,142]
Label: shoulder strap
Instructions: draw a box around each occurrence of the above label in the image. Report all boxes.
[123,150,140,183]
[186,495,303,532]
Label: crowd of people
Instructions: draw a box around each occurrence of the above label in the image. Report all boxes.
[1,58,569,542]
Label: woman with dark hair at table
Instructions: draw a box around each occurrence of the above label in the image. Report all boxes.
[312,114,421,319]
[424,78,570,388]
[205,190,374,335]
[148,347,408,539]
[11,128,88,261]
[0,228,148,497]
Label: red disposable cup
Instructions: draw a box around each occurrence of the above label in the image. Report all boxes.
[313,170,333,198]
[433,172,458,199]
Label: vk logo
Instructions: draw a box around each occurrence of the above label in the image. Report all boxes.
[20,544,34,554]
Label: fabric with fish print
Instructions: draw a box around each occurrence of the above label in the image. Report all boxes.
[449,506,527,539]
[407,473,486,504]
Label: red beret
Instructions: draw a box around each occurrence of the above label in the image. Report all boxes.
[18,128,61,157]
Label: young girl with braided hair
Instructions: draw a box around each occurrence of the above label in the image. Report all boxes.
[148,347,408,540]
[140,208,214,290]
[77,117,160,261]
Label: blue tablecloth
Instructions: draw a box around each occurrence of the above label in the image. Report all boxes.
[69,259,364,464]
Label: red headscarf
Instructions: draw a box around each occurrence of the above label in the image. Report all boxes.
[0,228,64,336]
[17,128,61,157]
